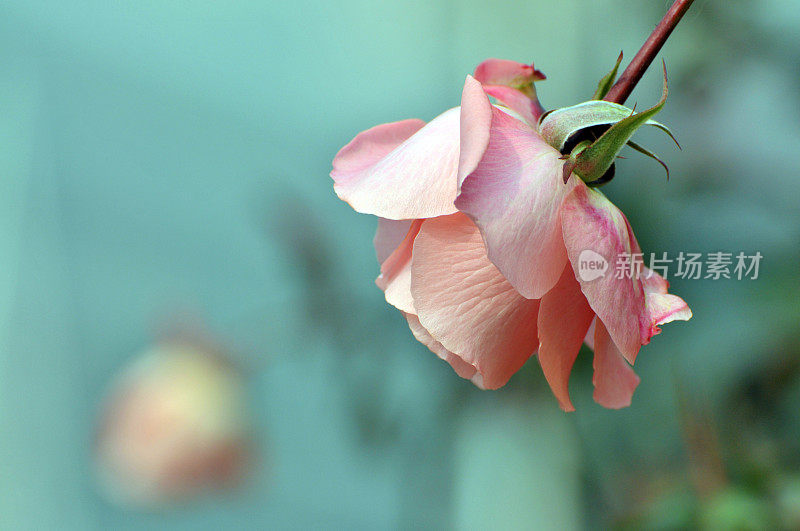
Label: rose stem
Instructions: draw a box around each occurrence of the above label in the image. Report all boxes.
[603,0,696,105]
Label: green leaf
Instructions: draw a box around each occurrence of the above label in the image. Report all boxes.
[538,100,676,152]
[572,63,671,183]
[626,140,670,180]
[592,51,623,100]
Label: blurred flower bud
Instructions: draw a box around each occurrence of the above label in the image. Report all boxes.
[94,341,250,509]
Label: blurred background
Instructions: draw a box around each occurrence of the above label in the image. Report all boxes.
[0,0,798,529]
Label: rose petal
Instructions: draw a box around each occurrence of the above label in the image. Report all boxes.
[456,97,572,299]
[645,293,692,341]
[458,76,493,188]
[583,317,596,351]
[374,218,413,264]
[640,265,692,339]
[375,220,423,314]
[560,183,648,364]
[592,318,640,409]
[411,213,540,390]
[332,110,460,219]
[473,58,546,126]
[536,266,595,412]
[404,312,478,381]
[481,86,543,127]
[473,58,546,86]
[332,118,424,178]
[641,265,669,294]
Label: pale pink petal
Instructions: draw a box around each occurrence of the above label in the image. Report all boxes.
[470,373,487,390]
[455,99,573,299]
[536,267,595,412]
[374,218,413,264]
[332,118,423,175]
[411,213,540,390]
[375,220,422,314]
[583,317,596,351]
[473,59,546,86]
[560,183,648,364]
[645,293,692,341]
[640,265,692,338]
[404,312,478,380]
[633,256,693,343]
[458,76,493,188]
[592,318,640,409]
[473,58,546,125]
[481,86,543,127]
[332,110,460,219]
[641,266,669,294]
[382,264,413,314]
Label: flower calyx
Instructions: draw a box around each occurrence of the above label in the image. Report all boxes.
[540,60,679,185]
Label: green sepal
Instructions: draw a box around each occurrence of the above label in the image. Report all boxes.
[560,139,592,183]
[571,65,670,183]
[626,140,670,180]
[538,100,676,152]
[592,51,623,100]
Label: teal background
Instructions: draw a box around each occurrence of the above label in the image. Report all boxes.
[0,1,799,529]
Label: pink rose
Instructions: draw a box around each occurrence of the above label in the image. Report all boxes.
[331,59,691,410]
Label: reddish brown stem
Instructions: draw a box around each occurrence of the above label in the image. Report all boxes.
[603,0,695,105]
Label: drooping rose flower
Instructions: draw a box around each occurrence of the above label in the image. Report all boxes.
[331,59,691,410]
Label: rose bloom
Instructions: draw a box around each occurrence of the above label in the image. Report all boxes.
[331,59,691,410]
[95,342,250,507]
